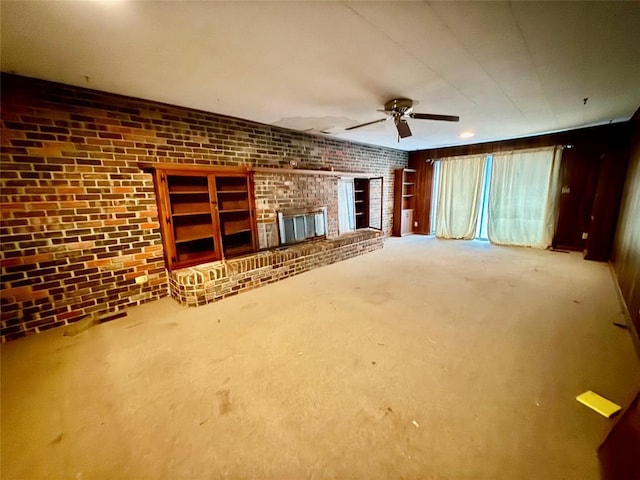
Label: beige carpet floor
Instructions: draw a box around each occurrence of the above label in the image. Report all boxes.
[2,236,639,480]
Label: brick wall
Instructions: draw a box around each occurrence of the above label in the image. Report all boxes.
[0,74,407,341]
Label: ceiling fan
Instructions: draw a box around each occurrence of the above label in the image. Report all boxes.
[345,98,459,140]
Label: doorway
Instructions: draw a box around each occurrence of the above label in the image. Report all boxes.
[552,148,600,251]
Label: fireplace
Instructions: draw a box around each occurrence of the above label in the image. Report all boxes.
[277,207,328,245]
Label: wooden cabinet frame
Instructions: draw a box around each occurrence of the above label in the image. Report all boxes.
[345,176,383,232]
[392,168,416,236]
[354,178,370,229]
[141,163,258,271]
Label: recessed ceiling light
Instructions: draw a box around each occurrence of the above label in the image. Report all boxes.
[459,131,475,139]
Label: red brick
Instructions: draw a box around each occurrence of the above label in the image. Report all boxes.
[0,257,23,268]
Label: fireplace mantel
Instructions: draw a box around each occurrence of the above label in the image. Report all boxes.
[139,162,375,179]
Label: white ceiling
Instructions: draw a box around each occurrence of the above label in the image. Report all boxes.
[2,1,640,151]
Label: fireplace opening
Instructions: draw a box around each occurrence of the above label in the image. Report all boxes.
[277,207,328,245]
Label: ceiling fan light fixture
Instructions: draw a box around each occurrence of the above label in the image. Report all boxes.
[459,131,475,139]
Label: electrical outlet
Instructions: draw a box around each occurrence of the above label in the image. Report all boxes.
[582,232,588,240]
[135,275,148,285]
[414,221,418,227]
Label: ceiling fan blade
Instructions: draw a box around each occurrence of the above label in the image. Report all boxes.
[395,117,412,138]
[410,113,460,122]
[345,117,389,131]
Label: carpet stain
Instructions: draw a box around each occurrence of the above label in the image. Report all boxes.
[368,291,391,305]
[217,389,232,415]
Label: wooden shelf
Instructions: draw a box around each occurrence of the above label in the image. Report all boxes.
[169,190,209,195]
[172,211,211,217]
[175,234,215,244]
[393,168,416,236]
[354,178,370,230]
[217,190,248,194]
[219,209,250,214]
[224,228,252,236]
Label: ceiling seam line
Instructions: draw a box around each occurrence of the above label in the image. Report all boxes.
[507,1,557,125]
[344,2,478,109]
[426,1,528,123]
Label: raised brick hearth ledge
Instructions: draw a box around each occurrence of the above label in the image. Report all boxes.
[169,229,383,306]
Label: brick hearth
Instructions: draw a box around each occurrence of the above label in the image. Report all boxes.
[169,229,382,306]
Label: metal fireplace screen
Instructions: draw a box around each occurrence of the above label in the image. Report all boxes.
[277,207,328,245]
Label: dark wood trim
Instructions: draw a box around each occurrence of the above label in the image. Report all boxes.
[139,162,249,175]
[248,174,259,250]
[251,166,373,178]
[139,162,376,179]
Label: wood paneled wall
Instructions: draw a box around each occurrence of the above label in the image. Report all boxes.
[407,152,434,234]
[611,109,640,351]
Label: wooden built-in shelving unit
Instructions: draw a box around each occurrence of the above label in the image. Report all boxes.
[354,178,370,229]
[142,164,257,271]
[392,168,416,236]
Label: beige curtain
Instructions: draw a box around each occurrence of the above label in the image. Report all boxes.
[435,154,487,239]
[337,178,355,234]
[488,146,562,247]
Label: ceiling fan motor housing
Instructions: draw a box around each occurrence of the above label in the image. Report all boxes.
[384,98,414,113]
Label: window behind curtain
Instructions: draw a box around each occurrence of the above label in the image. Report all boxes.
[476,155,493,240]
[434,154,486,240]
[430,147,560,247]
[488,146,561,248]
